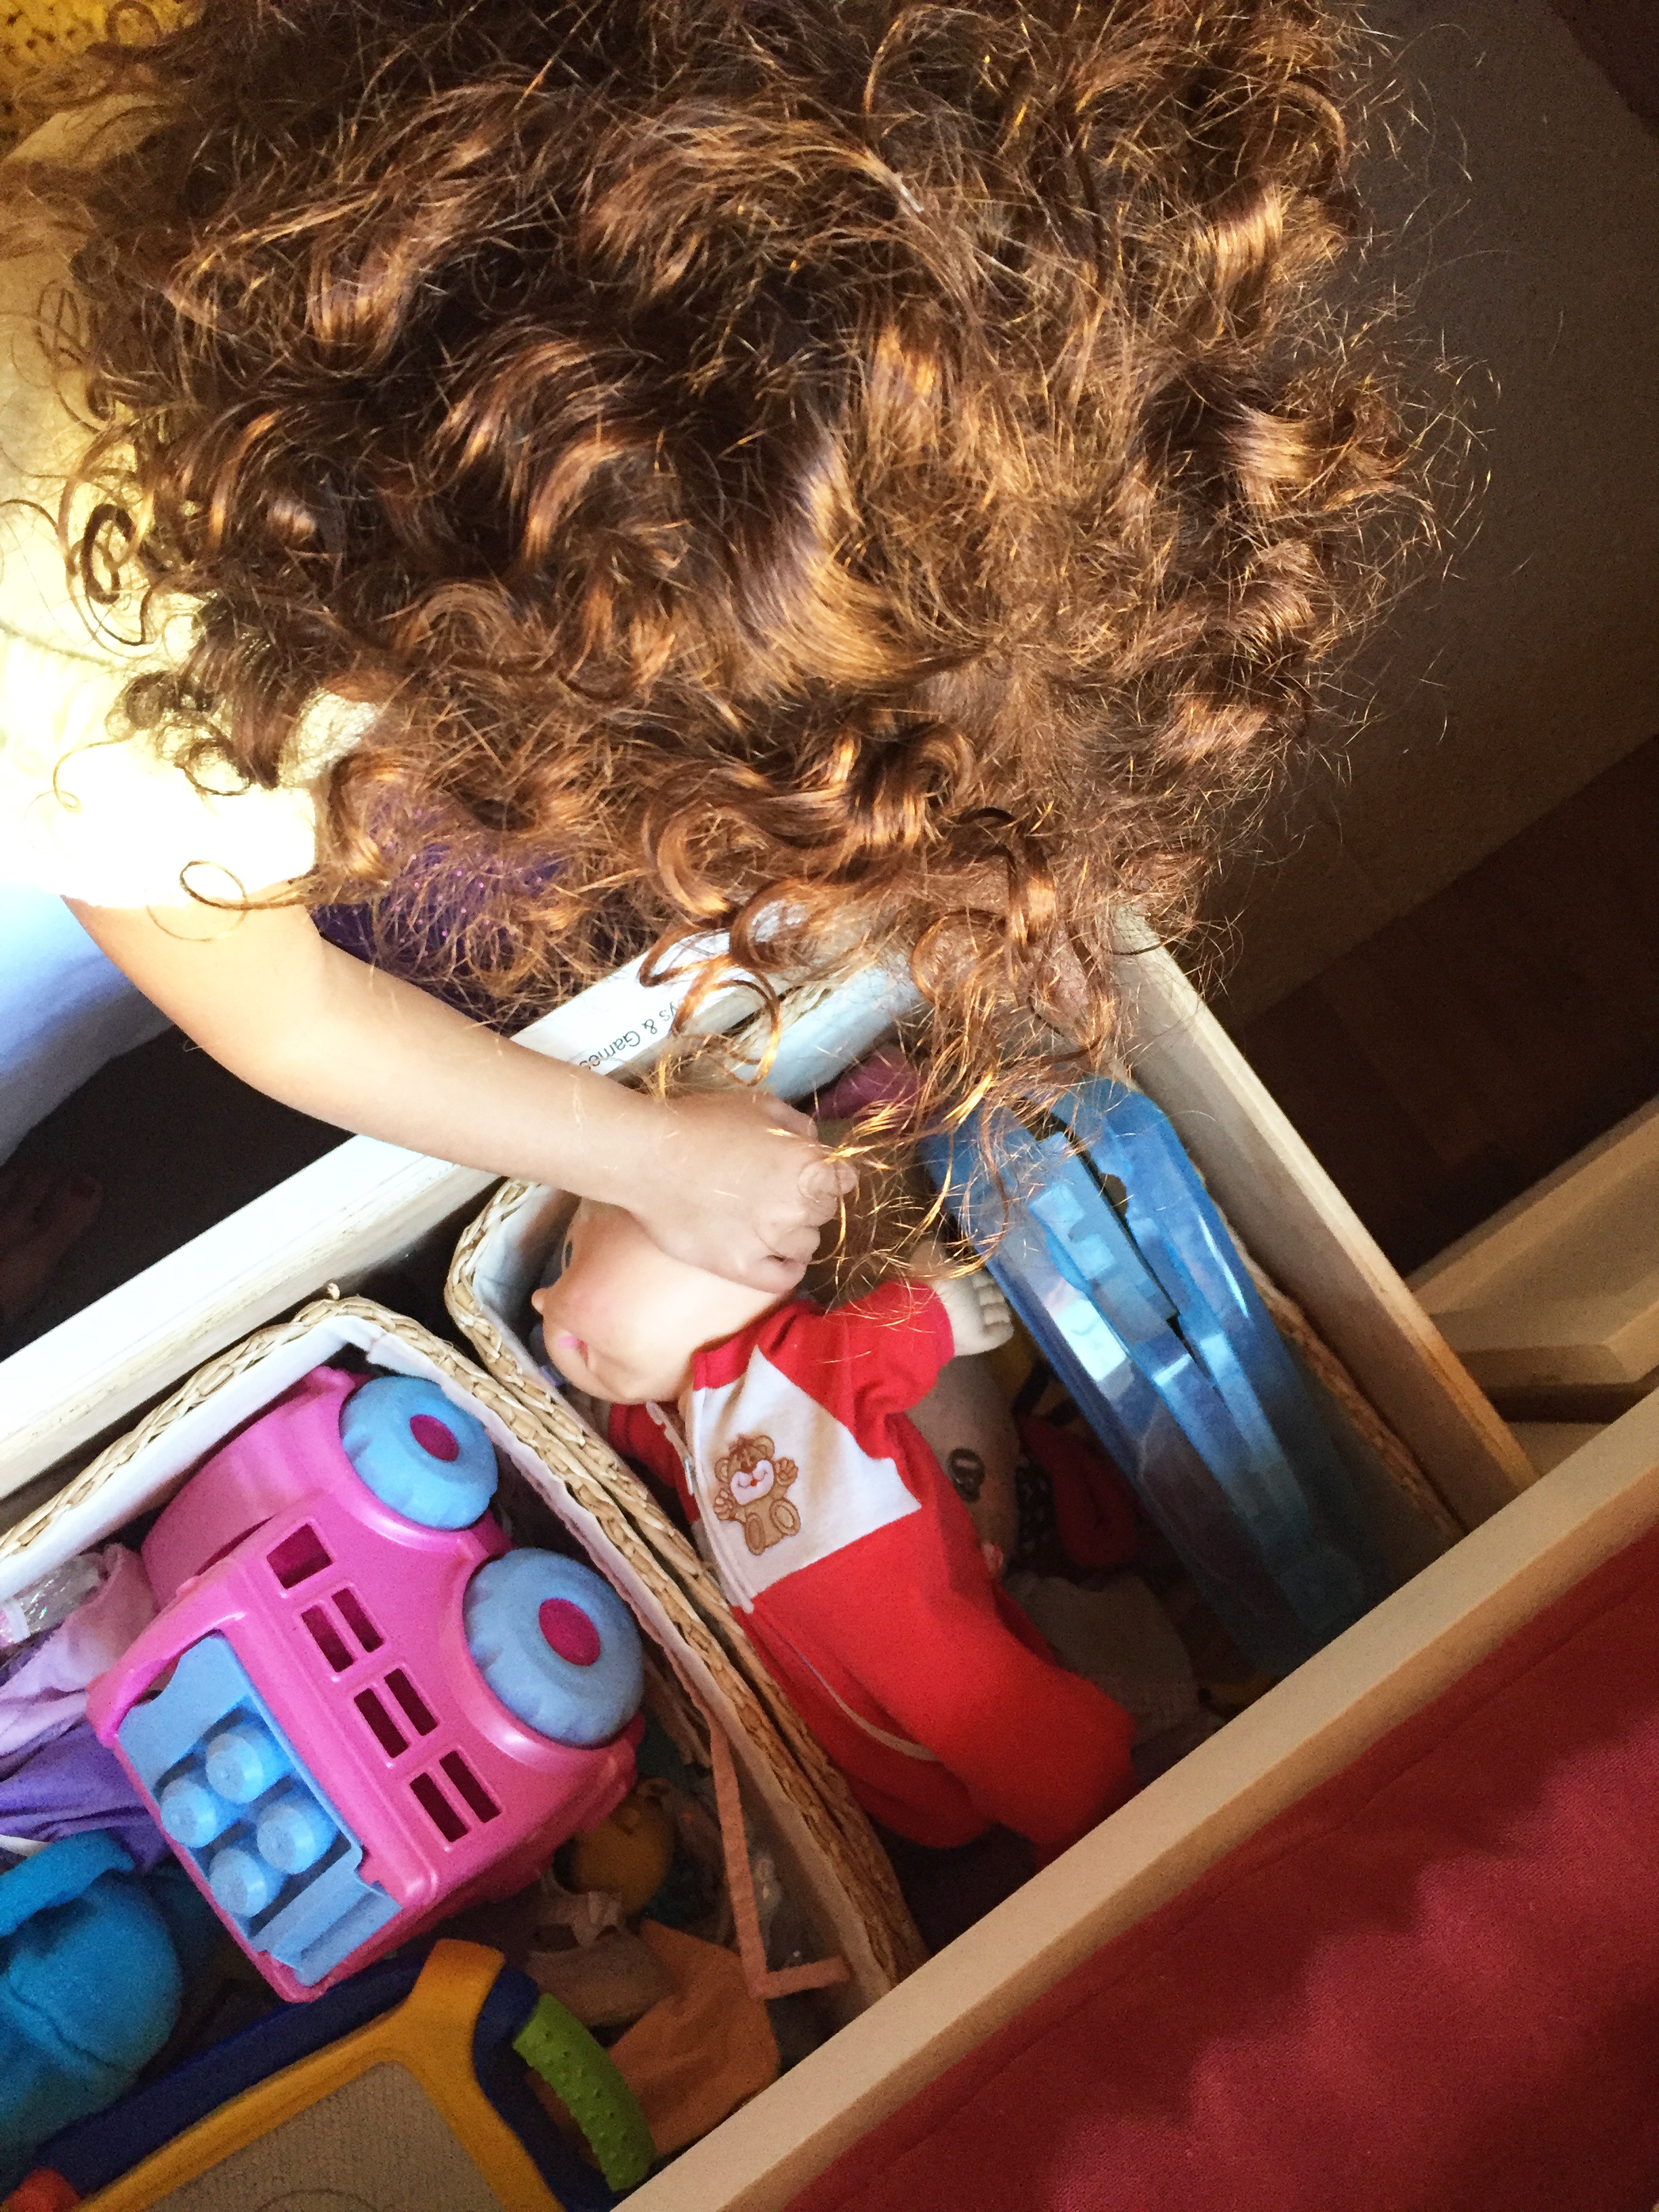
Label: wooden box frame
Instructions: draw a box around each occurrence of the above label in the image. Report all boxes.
[2,935,1607,2212]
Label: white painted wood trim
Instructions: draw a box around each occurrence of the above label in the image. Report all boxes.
[1118,937,1536,1523]
[0,1139,489,1506]
[1410,1094,1659,1389]
[630,1391,1659,2212]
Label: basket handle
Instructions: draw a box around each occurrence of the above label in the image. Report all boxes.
[701,1702,850,2002]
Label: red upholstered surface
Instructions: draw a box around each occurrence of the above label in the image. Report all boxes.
[790,1518,1659,2212]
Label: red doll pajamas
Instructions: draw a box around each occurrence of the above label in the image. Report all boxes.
[610,1281,1133,1854]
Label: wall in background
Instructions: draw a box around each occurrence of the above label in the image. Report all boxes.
[1548,0,1659,126]
[1212,0,1659,1022]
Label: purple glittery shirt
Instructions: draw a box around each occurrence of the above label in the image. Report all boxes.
[310,839,564,1028]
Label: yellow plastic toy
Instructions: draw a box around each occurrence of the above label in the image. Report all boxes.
[76,1940,651,2211]
[566,1788,676,1919]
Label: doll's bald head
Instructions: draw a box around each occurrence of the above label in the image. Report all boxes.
[531,1200,780,1406]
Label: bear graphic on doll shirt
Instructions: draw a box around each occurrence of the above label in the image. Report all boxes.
[709,1434,801,1554]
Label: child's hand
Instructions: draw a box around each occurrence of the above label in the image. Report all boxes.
[636,1090,856,1292]
[932,1269,1015,1359]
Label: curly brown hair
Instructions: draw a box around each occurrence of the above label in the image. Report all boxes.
[14,0,1416,1116]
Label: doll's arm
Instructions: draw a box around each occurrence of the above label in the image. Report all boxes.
[762,1273,1010,1441]
[69,898,848,1292]
[760,1278,961,1426]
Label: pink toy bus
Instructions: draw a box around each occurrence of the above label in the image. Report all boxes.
[88,1364,643,2000]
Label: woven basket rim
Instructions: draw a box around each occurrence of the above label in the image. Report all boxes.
[447,1180,928,1975]
[5,1284,924,1992]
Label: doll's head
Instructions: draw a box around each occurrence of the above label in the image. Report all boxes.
[532,1201,779,1406]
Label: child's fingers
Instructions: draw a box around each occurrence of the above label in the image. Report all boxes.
[759,1096,817,1139]
[765,1218,823,1265]
[798,1157,857,1212]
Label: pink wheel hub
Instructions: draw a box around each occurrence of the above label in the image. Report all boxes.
[409,1414,459,1462]
[539,1598,602,1667]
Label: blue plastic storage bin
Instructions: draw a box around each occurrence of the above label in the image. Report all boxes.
[921,1080,1389,1674]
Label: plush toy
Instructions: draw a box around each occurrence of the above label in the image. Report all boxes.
[0,1830,217,2192]
[534,1203,1135,1860]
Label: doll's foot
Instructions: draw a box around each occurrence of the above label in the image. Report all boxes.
[0,1164,102,1327]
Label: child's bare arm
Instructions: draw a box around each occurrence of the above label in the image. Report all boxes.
[70,898,848,1292]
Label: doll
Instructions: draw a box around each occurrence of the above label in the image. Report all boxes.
[533,1202,1134,1861]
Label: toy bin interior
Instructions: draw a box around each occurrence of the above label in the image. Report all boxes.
[424,935,1565,2211]
[1411,1092,1659,1404]
[2,1294,888,2020]
[87,1362,644,2001]
[0,927,1591,2211]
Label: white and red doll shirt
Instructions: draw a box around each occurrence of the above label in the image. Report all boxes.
[608,1280,1135,1854]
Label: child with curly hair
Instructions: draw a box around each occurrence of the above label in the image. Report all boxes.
[0,0,1410,1300]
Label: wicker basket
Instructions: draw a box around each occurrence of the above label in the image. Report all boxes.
[447,1181,930,1987]
[0,1290,922,2008]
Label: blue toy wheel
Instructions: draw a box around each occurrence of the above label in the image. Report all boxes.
[340,1376,499,1530]
[462,1551,643,1747]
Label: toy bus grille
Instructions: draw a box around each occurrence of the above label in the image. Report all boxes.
[297,1587,386,1675]
[352,1675,500,1838]
[410,1755,500,1842]
[263,1523,499,1842]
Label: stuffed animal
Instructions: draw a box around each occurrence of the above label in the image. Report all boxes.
[0,1830,216,2192]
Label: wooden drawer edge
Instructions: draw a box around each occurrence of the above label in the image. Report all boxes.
[1119,939,1536,1526]
[634,1391,1659,2212]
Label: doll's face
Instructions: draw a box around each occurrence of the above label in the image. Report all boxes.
[531,1200,777,1406]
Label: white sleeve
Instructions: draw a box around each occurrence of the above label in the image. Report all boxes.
[0,626,338,907]
[0,216,370,908]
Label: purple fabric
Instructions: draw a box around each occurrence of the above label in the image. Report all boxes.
[311,838,564,1027]
[0,1723,167,1869]
[0,1550,156,1763]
